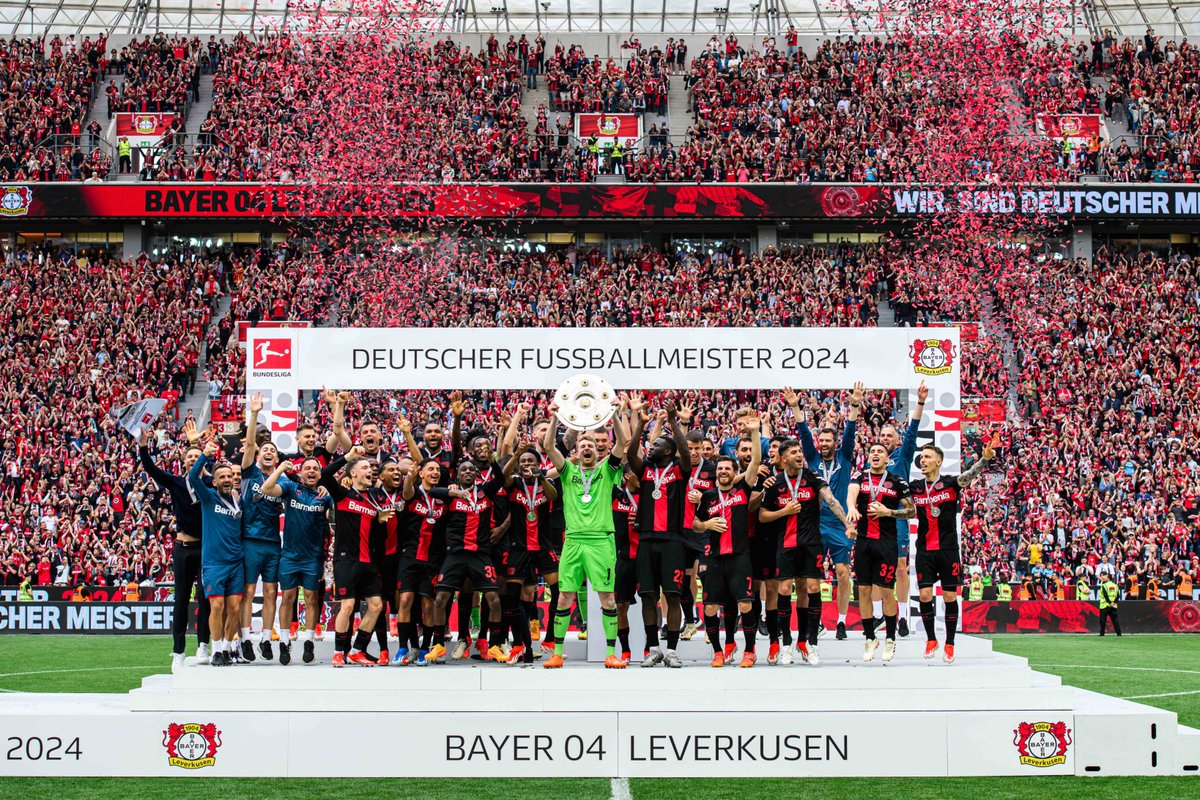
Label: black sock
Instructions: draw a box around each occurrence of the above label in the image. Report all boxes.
[682,583,696,625]
[397,621,413,649]
[704,612,721,654]
[920,600,937,640]
[741,609,758,653]
[618,626,631,654]
[545,585,560,643]
[352,628,372,653]
[778,594,793,645]
[945,600,958,646]
[863,615,877,640]
[807,591,822,646]
[602,606,618,652]
[766,606,780,644]
[335,630,351,655]
[751,596,762,623]
[644,623,660,649]
[375,620,388,651]
[457,593,473,641]
[421,625,435,649]
[723,601,738,641]
[884,613,897,641]
[523,599,539,630]
[666,627,680,650]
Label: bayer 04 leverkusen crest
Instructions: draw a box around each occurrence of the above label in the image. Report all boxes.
[0,185,31,217]
[910,338,955,376]
[1012,721,1071,768]
[162,722,222,769]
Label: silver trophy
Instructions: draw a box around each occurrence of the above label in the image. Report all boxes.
[554,374,616,431]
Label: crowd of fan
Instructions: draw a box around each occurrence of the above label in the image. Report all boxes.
[0,35,109,182]
[1,235,1197,593]
[102,34,201,117]
[0,245,219,589]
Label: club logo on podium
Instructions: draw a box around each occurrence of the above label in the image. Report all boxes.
[1012,721,1071,767]
[163,722,222,769]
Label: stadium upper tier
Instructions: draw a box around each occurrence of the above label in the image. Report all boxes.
[3,0,1199,37]
[4,29,1199,185]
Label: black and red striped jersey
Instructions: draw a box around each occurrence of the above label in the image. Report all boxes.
[682,458,718,540]
[319,458,380,564]
[443,474,505,553]
[636,458,692,541]
[851,471,911,542]
[418,444,457,487]
[371,486,405,557]
[506,478,553,553]
[696,479,753,557]
[909,474,962,552]
[761,469,826,550]
[612,485,639,560]
[401,485,448,563]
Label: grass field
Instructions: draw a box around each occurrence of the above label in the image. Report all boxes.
[2,634,1197,799]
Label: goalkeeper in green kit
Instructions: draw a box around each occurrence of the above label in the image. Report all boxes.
[542,396,630,669]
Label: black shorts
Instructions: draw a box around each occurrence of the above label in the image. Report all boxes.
[853,537,899,589]
[750,530,778,582]
[375,554,399,598]
[615,557,638,605]
[916,549,963,591]
[333,559,383,600]
[500,549,536,585]
[436,551,499,594]
[683,542,704,569]
[776,544,821,581]
[702,553,754,606]
[535,547,560,579]
[635,539,688,597]
[395,556,437,598]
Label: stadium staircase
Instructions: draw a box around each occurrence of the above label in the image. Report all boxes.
[183,291,233,429]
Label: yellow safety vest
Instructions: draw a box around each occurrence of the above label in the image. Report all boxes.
[118,140,131,157]
[968,582,983,601]
[1099,581,1119,609]
[1075,580,1090,601]
[996,583,1012,602]
[820,581,833,603]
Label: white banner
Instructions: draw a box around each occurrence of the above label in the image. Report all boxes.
[246,327,960,461]
[113,398,168,436]
[247,327,960,391]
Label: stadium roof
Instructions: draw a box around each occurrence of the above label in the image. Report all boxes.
[4,0,1200,38]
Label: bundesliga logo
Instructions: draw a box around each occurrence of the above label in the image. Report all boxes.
[0,185,31,217]
[910,338,955,376]
[162,722,222,769]
[1012,721,1071,768]
[253,338,293,370]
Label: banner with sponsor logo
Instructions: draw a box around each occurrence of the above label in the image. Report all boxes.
[7,182,1200,221]
[0,585,173,603]
[115,112,175,148]
[575,113,642,144]
[1036,114,1101,141]
[963,600,1200,634]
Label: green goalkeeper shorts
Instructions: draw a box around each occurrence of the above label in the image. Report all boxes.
[558,535,616,594]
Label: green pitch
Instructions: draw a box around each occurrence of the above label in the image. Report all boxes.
[2,634,1196,799]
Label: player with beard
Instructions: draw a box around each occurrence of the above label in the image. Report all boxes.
[759,438,851,666]
[138,422,211,670]
[738,436,776,653]
[239,393,284,661]
[393,416,448,664]
[911,438,995,664]
[786,383,864,641]
[320,446,387,666]
[431,457,520,663]
[540,400,629,669]
[627,394,692,667]
[461,431,511,660]
[612,466,640,663]
[879,381,927,637]
[189,442,245,666]
[694,414,762,667]
[370,458,409,665]
[502,446,559,665]
[258,457,333,665]
[847,442,915,663]
[681,429,717,641]
[527,412,568,652]
[418,391,466,487]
